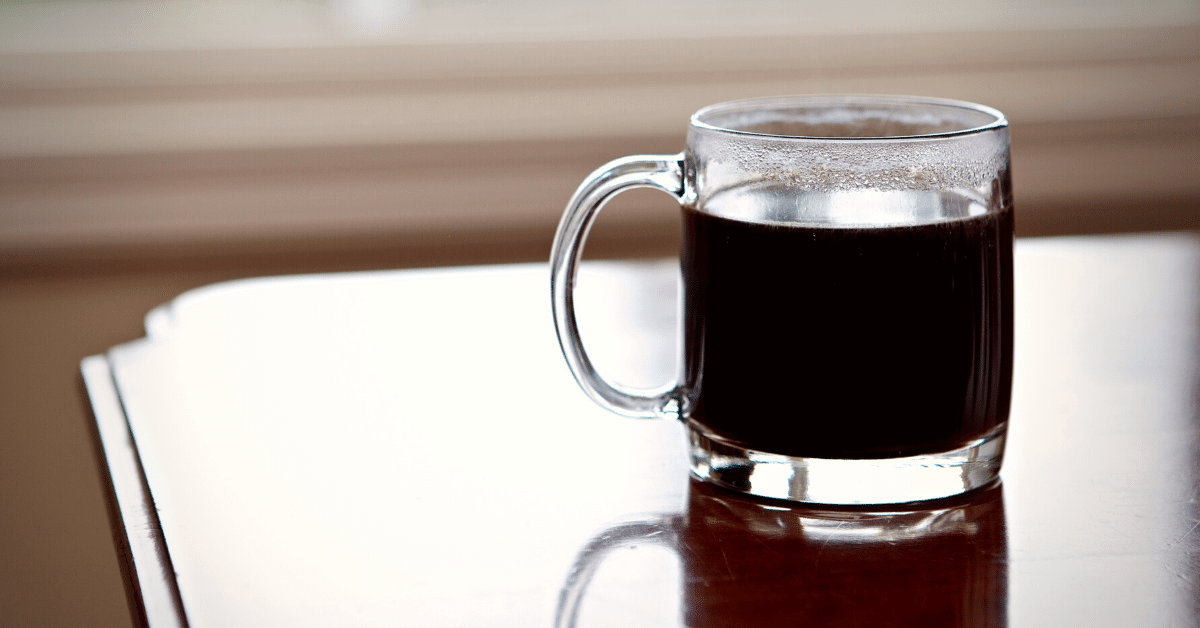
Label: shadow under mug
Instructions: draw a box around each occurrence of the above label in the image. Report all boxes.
[556,480,1008,628]
[550,95,1014,505]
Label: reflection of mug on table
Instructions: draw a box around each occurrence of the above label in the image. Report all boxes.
[557,481,1008,628]
[551,96,1014,504]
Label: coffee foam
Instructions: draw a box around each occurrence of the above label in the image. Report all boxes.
[711,106,982,139]
[695,129,1010,195]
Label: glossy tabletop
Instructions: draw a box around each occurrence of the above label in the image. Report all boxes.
[82,234,1200,627]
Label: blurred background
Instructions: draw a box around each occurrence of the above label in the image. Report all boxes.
[1,1,1198,625]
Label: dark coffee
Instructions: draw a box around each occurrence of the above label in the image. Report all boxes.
[681,190,1013,459]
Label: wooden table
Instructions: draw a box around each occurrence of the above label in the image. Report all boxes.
[82,234,1200,627]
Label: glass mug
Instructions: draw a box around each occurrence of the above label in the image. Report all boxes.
[550,95,1013,504]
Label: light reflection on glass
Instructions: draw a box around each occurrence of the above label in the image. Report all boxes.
[704,186,989,228]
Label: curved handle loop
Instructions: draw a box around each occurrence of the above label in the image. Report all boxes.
[550,154,686,418]
[554,518,678,628]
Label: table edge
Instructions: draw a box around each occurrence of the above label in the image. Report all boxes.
[81,354,190,628]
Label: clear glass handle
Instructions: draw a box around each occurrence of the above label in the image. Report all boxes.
[550,154,686,418]
[553,518,678,628]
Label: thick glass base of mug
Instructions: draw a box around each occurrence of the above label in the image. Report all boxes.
[686,421,1007,505]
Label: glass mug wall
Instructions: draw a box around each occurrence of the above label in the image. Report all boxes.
[550,95,1014,504]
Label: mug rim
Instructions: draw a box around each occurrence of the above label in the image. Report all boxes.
[691,95,1008,141]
